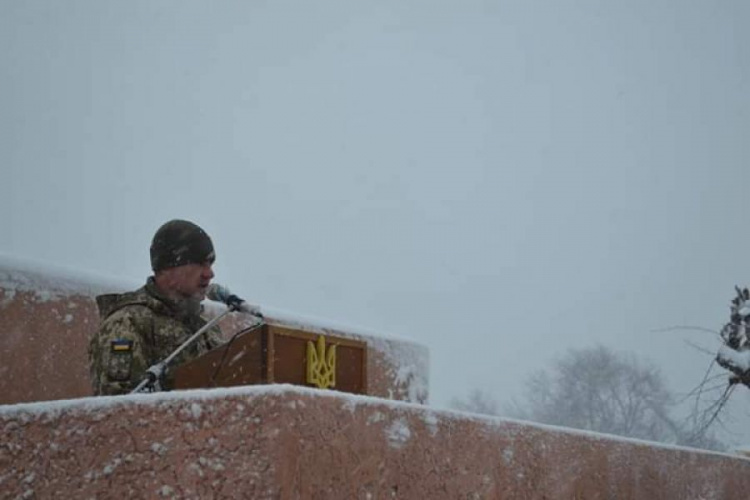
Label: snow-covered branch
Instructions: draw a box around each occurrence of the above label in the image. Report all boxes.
[716,345,750,379]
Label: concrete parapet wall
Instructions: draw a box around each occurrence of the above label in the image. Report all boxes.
[2,386,749,499]
[0,257,428,404]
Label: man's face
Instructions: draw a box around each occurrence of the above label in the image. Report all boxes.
[168,261,215,301]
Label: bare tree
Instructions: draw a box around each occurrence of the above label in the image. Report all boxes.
[505,345,726,450]
[676,287,750,448]
[449,389,499,416]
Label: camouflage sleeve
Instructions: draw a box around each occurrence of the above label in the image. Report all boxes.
[88,308,150,396]
[202,323,225,351]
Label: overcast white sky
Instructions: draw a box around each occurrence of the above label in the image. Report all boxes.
[2,1,750,443]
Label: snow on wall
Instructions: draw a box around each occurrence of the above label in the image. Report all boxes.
[0,253,139,300]
[2,385,749,499]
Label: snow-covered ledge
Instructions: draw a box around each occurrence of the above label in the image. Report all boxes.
[2,385,749,499]
[0,254,428,405]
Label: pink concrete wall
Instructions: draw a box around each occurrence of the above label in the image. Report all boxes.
[0,289,97,404]
[2,386,749,499]
[0,261,428,405]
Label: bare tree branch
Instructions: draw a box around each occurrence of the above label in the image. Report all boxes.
[652,325,721,337]
[683,339,721,357]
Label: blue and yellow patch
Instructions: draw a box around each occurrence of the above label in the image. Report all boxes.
[111,339,133,352]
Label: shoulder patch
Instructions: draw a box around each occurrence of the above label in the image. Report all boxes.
[111,339,133,352]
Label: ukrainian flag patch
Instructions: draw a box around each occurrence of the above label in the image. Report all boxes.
[111,339,133,352]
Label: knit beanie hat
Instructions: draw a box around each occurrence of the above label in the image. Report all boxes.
[150,220,215,272]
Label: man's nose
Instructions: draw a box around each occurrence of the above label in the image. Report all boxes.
[202,264,214,280]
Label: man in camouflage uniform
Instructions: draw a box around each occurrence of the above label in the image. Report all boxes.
[89,219,224,395]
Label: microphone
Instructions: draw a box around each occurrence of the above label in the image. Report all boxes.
[206,283,263,317]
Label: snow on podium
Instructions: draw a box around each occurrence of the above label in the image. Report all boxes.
[2,256,750,498]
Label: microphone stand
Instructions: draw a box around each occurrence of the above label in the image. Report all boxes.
[131,304,240,394]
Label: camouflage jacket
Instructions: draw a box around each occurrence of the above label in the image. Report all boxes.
[88,278,223,395]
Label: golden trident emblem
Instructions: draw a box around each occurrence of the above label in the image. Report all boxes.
[306,335,337,389]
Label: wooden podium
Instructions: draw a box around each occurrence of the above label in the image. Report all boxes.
[173,324,368,395]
